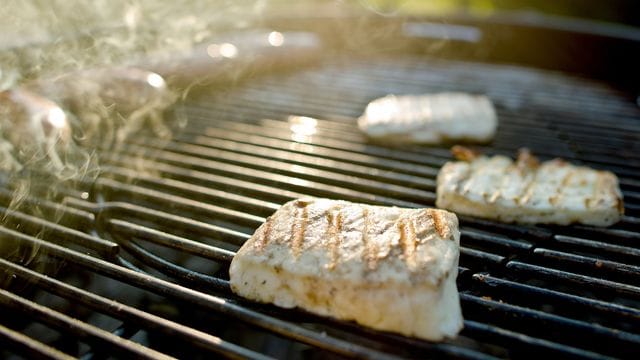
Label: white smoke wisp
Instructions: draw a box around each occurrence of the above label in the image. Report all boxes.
[0,0,244,282]
[0,86,101,287]
[27,67,178,151]
[0,0,272,175]
[0,0,270,88]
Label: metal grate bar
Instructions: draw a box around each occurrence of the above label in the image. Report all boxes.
[0,189,95,232]
[462,321,609,359]
[471,274,640,330]
[97,178,265,229]
[0,258,272,360]
[553,234,640,261]
[305,57,639,118]
[186,117,444,176]
[95,190,497,290]
[65,199,249,248]
[212,113,634,171]
[460,293,640,357]
[101,158,530,270]
[0,322,74,360]
[209,60,640,147]
[223,86,635,140]
[184,100,640,182]
[104,165,529,266]
[98,156,510,271]
[532,248,640,285]
[4,53,640,359]
[0,206,117,257]
[128,136,438,205]
[107,219,234,263]
[565,226,640,242]
[0,198,504,358]
[109,143,423,207]
[184,129,438,189]
[502,118,640,150]
[105,167,281,216]
[103,158,305,204]
[455,215,554,241]
[506,261,640,299]
[460,248,505,266]
[0,288,174,360]
[89,213,500,358]
[111,233,230,291]
[235,73,640,133]
[461,228,533,253]
[0,226,409,359]
[183,114,448,167]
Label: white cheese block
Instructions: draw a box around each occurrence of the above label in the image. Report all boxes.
[358,93,497,143]
[229,198,463,341]
[436,148,624,226]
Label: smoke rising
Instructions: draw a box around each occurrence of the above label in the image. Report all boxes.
[0,0,254,283]
[0,0,270,86]
[0,0,375,286]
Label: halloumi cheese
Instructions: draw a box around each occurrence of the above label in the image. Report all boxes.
[229,198,463,341]
[436,147,624,226]
[358,93,497,143]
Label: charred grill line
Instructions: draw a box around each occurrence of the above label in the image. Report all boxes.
[290,200,309,257]
[256,219,272,252]
[325,206,343,270]
[518,170,539,205]
[397,218,417,269]
[430,209,447,239]
[360,208,378,271]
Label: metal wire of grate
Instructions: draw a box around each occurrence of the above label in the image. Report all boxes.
[1,55,640,359]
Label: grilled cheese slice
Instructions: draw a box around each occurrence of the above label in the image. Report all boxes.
[358,93,497,143]
[229,198,463,341]
[436,147,624,226]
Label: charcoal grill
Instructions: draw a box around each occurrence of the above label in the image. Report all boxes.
[2,12,640,360]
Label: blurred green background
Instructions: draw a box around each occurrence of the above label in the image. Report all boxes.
[1,0,637,46]
[356,0,639,26]
[0,0,637,89]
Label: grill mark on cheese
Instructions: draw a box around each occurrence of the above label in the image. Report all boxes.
[459,156,486,196]
[230,199,464,340]
[588,172,606,209]
[518,171,538,205]
[290,201,309,257]
[408,220,417,267]
[452,169,469,194]
[457,163,476,196]
[255,218,272,251]
[429,209,447,239]
[461,178,473,195]
[360,208,371,269]
[438,150,624,226]
[325,206,343,270]
[488,190,501,204]
[551,170,574,206]
[489,162,512,204]
[397,218,417,268]
[449,157,475,195]
[561,171,574,187]
[288,210,298,248]
[360,208,380,271]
